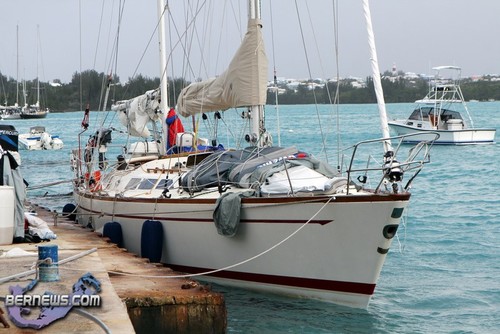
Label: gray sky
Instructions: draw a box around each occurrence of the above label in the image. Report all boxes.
[1,0,499,84]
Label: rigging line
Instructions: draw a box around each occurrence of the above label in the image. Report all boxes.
[61,197,334,280]
[113,1,126,65]
[228,0,244,37]
[236,111,250,149]
[0,248,97,284]
[121,1,168,91]
[100,1,126,107]
[181,0,239,84]
[79,0,83,112]
[214,0,228,77]
[37,27,46,92]
[165,0,215,92]
[171,1,204,83]
[394,202,409,254]
[0,70,6,104]
[268,0,281,147]
[177,1,215,119]
[27,179,75,191]
[92,0,107,72]
[214,111,239,144]
[303,1,332,160]
[293,0,329,164]
[332,0,342,172]
[96,0,123,117]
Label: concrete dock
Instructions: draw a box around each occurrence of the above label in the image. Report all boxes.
[0,205,226,333]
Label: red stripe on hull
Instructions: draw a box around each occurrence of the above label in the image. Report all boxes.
[168,264,376,295]
[77,206,332,225]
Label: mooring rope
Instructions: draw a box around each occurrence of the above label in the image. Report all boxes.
[0,248,98,284]
[57,197,333,280]
[27,179,75,191]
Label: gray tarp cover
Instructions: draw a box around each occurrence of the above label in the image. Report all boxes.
[212,190,254,237]
[191,147,340,236]
[182,146,338,194]
[182,146,295,192]
[0,151,26,238]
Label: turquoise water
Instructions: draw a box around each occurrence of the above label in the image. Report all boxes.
[9,102,500,333]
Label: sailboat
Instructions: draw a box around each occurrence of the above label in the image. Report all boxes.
[71,0,436,308]
[0,105,21,120]
[388,66,496,145]
[0,26,22,120]
[20,25,48,119]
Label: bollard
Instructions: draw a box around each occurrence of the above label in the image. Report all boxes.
[38,245,60,281]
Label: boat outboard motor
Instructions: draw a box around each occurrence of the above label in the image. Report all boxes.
[40,132,52,150]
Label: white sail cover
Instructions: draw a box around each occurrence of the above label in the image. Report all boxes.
[112,89,161,138]
[177,18,268,117]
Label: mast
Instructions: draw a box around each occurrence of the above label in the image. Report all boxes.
[157,0,168,155]
[362,0,392,152]
[15,25,19,108]
[249,0,269,148]
[36,25,40,108]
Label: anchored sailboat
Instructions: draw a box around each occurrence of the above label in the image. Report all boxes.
[20,25,48,119]
[71,0,436,308]
[0,25,22,120]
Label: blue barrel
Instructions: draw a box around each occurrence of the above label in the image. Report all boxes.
[103,221,123,248]
[62,203,77,221]
[141,220,163,263]
[38,245,60,282]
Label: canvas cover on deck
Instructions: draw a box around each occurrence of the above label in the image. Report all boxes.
[181,146,341,195]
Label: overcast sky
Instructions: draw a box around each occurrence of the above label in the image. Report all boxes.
[1,0,499,84]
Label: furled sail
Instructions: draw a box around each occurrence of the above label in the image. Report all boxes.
[176,18,268,117]
[112,89,161,138]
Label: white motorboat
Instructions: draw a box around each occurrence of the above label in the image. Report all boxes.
[19,126,63,150]
[0,106,21,120]
[388,66,496,145]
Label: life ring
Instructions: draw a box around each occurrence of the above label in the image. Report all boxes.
[85,170,102,192]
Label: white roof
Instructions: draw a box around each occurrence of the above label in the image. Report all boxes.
[432,65,461,71]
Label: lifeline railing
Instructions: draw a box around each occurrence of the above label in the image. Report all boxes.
[342,132,440,195]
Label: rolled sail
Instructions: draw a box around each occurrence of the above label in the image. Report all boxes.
[177,18,268,117]
[112,89,161,138]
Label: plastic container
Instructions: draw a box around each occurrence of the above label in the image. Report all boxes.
[0,186,15,245]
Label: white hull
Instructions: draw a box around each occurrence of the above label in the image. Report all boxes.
[75,185,409,308]
[389,121,495,145]
[0,114,21,120]
[18,134,63,150]
[19,111,48,119]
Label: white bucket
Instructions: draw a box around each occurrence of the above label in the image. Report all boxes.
[0,186,15,245]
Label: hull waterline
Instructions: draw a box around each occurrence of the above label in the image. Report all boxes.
[75,190,410,308]
[388,122,496,145]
